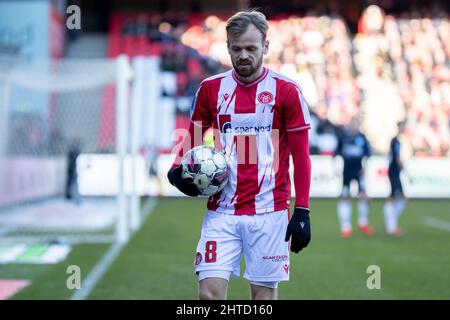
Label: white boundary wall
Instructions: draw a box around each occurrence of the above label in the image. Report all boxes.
[76,154,450,199]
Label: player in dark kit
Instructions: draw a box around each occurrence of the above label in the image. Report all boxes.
[335,117,373,237]
[383,122,407,236]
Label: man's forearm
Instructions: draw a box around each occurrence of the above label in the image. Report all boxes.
[287,130,311,209]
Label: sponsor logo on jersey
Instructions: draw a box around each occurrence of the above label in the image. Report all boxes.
[222,122,232,133]
[258,91,274,104]
[219,114,231,133]
[283,264,289,274]
[262,255,288,263]
[219,117,272,135]
[234,125,272,135]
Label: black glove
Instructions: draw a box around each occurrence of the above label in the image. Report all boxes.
[285,207,311,253]
[167,165,200,197]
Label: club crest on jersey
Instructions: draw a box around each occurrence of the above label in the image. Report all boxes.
[258,91,274,104]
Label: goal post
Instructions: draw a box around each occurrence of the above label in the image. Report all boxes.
[0,54,136,245]
[116,55,133,244]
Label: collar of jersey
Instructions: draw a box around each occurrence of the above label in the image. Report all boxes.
[232,67,269,87]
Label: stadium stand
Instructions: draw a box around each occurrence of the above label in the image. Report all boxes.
[180,14,359,127]
[105,7,448,156]
[107,12,225,129]
[355,6,450,156]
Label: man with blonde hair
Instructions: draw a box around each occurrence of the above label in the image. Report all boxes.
[168,10,312,300]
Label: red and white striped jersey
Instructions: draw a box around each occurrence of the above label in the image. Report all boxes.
[190,67,311,215]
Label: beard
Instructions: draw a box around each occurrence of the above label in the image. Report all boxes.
[232,55,263,78]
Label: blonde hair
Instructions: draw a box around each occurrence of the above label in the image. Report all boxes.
[226,10,269,42]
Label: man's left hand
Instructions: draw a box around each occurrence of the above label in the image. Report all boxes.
[285,207,311,253]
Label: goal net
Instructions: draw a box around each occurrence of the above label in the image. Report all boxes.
[0,55,135,245]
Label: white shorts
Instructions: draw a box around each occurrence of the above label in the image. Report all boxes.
[194,209,290,283]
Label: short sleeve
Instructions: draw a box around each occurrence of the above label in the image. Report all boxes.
[190,83,213,128]
[281,83,311,132]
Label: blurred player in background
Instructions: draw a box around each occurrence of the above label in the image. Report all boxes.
[335,117,373,237]
[168,10,312,300]
[384,121,407,236]
[65,138,82,206]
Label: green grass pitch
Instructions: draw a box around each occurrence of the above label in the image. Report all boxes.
[2,198,450,299]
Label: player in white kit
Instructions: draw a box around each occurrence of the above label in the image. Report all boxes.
[168,10,312,300]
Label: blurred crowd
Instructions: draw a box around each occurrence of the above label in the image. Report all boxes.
[115,7,449,157]
[120,13,225,97]
[181,15,359,128]
[354,5,449,156]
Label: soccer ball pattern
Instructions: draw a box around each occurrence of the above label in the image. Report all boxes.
[181,146,229,196]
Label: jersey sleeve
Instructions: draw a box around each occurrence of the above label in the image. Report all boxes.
[287,129,311,209]
[190,83,213,128]
[280,83,311,132]
[363,135,372,157]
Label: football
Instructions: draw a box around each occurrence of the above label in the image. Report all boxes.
[181,145,229,196]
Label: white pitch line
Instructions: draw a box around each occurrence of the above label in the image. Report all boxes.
[425,217,450,232]
[70,198,157,300]
[141,197,158,221]
[71,242,123,300]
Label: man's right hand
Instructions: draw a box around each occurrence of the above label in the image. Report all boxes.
[167,165,200,197]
